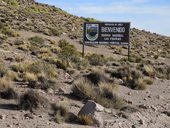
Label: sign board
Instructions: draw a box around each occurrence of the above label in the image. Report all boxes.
[84,22,130,45]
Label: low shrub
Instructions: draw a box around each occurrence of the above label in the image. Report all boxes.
[0,60,7,77]
[0,88,18,99]
[58,39,79,66]
[51,103,70,123]
[86,53,106,66]
[19,91,48,111]
[111,66,147,90]
[84,71,111,86]
[143,65,155,77]
[0,26,19,37]
[0,77,12,90]
[78,115,94,125]
[72,77,123,108]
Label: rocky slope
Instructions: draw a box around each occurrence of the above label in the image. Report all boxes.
[0,0,170,128]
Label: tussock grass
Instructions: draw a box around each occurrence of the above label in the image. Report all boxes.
[78,115,94,125]
[0,88,18,99]
[84,71,113,86]
[0,78,18,99]
[86,53,106,66]
[143,65,155,77]
[0,77,12,90]
[51,102,74,124]
[0,60,7,77]
[19,91,48,111]
[111,66,148,90]
[72,77,124,108]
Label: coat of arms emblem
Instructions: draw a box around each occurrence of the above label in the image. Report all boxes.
[86,24,99,41]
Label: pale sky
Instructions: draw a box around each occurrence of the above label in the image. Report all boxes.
[36,0,170,36]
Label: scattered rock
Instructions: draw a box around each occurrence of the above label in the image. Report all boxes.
[118,112,129,119]
[47,88,54,95]
[138,104,148,109]
[0,114,6,119]
[104,108,112,114]
[24,113,34,119]
[150,105,157,111]
[78,100,104,127]
[78,100,104,114]
[120,106,138,113]
[7,124,13,128]
[162,111,170,117]
[138,119,145,125]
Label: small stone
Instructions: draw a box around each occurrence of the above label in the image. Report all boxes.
[24,113,34,119]
[151,105,157,111]
[0,114,6,119]
[139,104,148,109]
[104,108,112,114]
[47,88,54,95]
[7,124,13,127]
[138,119,144,125]
[38,115,43,118]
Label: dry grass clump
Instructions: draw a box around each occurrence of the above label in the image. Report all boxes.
[58,39,79,67]
[10,62,26,73]
[5,70,18,81]
[78,115,94,125]
[22,61,58,90]
[72,77,124,108]
[143,65,155,77]
[0,88,18,99]
[0,77,12,90]
[154,64,170,79]
[86,53,106,66]
[19,91,48,111]
[0,78,18,99]
[0,26,19,37]
[0,60,7,77]
[51,103,70,123]
[28,36,45,51]
[111,66,148,90]
[84,71,112,86]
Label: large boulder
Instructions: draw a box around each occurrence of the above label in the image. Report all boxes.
[78,100,104,127]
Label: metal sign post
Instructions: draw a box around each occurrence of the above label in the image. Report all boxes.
[83,22,131,60]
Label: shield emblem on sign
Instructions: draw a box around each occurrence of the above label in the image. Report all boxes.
[86,24,99,41]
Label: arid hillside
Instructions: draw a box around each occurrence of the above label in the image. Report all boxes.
[0,0,170,128]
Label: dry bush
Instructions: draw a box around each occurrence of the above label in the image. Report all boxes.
[0,77,12,90]
[0,26,19,37]
[0,88,18,99]
[19,91,48,111]
[0,78,18,99]
[84,71,112,86]
[51,103,70,123]
[154,64,170,79]
[78,115,94,125]
[143,77,154,85]
[72,78,94,100]
[110,66,147,90]
[0,62,6,78]
[26,61,57,78]
[72,77,124,109]
[143,65,155,77]
[5,70,18,81]
[10,62,26,73]
[86,53,106,66]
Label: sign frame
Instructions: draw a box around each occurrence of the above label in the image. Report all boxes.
[83,22,131,60]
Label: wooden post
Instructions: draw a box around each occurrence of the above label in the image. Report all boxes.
[82,42,85,58]
[128,42,131,61]
[128,23,131,61]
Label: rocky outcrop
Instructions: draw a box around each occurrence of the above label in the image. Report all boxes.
[78,100,104,127]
